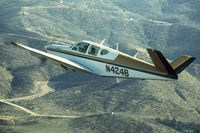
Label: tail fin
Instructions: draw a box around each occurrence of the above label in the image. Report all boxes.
[147,49,196,76]
[170,56,196,74]
[147,49,176,75]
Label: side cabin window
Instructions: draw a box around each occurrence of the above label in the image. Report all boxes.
[100,49,109,55]
[88,45,100,56]
[72,42,89,53]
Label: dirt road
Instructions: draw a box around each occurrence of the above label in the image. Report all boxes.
[0,81,79,119]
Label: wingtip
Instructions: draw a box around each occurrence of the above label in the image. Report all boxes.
[186,56,196,63]
[171,55,196,74]
[11,42,17,46]
[191,56,196,61]
[188,56,196,64]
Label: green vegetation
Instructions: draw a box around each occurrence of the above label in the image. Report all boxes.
[156,117,200,133]
[0,66,12,99]
[70,114,153,133]
[0,0,200,133]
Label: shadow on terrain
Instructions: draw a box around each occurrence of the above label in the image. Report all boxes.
[156,117,200,133]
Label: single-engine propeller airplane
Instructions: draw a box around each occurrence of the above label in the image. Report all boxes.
[11,40,195,82]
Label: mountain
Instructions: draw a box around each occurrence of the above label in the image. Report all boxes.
[0,0,200,133]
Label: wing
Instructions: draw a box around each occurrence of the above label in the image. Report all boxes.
[11,42,95,74]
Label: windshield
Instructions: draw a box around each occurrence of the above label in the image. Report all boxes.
[72,42,90,53]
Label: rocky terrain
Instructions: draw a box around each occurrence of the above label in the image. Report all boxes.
[0,0,200,133]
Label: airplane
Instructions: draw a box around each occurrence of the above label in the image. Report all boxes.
[11,40,196,82]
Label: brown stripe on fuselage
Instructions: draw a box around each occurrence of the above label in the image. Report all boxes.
[114,54,167,75]
[47,47,168,75]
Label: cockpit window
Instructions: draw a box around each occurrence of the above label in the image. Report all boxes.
[88,45,100,56]
[100,49,109,55]
[72,47,77,51]
[74,42,89,53]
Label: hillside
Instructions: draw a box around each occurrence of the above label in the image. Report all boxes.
[0,0,200,133]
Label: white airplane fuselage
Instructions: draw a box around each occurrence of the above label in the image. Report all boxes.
[45,41,173,80]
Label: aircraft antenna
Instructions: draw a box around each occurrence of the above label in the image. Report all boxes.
[116,43,119,51]
[100,39,105,45]
[133,51,139,58]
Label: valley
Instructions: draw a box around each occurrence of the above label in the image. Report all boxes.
[0,0,200,132]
